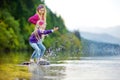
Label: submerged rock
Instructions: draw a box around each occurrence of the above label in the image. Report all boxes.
[21,60,50,65]
[37,60,50,65]
[21,62,31,65]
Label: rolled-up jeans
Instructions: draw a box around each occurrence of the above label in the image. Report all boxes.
[37,40,46,58]
[29,40,46,59]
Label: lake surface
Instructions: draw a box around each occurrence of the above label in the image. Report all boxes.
[28,56,120,80]
[0,52,120,80]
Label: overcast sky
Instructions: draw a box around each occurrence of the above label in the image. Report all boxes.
[45,0,120,32]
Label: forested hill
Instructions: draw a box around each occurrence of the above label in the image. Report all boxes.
[0,0,81,52]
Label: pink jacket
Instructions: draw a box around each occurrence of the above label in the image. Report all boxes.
[28,14,44,25]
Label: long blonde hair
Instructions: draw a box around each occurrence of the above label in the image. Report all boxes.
[35,4,47,39]
[32,27,41,41]
[36,4,47,25]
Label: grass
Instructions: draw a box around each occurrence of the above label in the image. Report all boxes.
[0,52,31,80]
[0,63,32,80]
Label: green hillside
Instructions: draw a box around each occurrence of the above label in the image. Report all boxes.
[0,0,81,58]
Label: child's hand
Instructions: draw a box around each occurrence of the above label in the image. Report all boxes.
[53,27,59,31]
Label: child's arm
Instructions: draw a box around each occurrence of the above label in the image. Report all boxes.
[38,27,59,35]
[28,14,39,25]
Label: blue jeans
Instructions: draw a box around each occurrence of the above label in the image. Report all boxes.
[29,41,46,59]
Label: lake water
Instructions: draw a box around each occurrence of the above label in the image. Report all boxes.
[28,56,120,80]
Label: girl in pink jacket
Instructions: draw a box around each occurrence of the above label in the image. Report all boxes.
[28,4,47,29]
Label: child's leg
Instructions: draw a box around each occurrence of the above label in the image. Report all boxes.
[31,51,36,59]
[29,42,41,61]
[37,41,46,58]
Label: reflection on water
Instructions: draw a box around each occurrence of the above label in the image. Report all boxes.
[28,56,120,80]
[1,52,120,80]
[63,60,120,80]
[28,63,66,80]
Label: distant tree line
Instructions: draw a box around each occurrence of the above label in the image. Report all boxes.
[81,38,120,56]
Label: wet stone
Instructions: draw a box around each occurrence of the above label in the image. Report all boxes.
[21,61,50,65]
[37,60,50,65]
